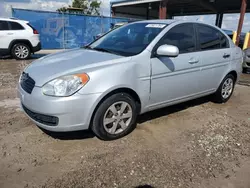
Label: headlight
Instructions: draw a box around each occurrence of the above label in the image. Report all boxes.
[42,73,89,97]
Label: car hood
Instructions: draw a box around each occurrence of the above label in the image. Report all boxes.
[25,48,127,86]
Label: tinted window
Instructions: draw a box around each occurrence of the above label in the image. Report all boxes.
[197,24,229,50]
[0,21,9,30]
[158,24,196,53]
[220,33,229,48]
[9,21,24,30]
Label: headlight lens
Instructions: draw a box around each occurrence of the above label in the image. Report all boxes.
[42,73,89,97]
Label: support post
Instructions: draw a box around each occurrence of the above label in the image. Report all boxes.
[159,0,168,19]
[215,13,223,28]
[243,32,250,50]
[232,31,237,44]
[236,0,247,46]
[111,7,116,17]
[218,13,223,28]
[215,13,220,26]
[248,33,250,48]
[146,3,150,19]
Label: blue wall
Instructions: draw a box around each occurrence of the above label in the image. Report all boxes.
[12,9,130,49]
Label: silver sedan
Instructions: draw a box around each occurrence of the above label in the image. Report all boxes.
[18,20,243,140]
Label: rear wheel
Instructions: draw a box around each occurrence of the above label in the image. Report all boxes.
[11,43,31,60]
[91,93,137,140]
[213,74,235,103]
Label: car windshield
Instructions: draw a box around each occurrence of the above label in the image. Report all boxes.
[88,23,167,56]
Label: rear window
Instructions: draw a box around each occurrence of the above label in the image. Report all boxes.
[9,21,24,30]
[27,23,36,30]
[0,21,9,30]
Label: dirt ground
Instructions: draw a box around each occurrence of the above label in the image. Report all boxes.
[0,58,250,188]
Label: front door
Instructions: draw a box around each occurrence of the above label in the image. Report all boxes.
[149,23,201,108]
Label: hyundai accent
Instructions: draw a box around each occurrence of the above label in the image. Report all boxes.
[18,20,243,140]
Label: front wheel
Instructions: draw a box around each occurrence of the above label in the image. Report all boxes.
[91,93,138,140]
[213,74,235,103]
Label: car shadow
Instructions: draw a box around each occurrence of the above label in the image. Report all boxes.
[135,185,154,188]
[39,127,95,140]
[40,96,211,140]
[0,54,47,60]
[137,96,211,124]
[31,54,48,59]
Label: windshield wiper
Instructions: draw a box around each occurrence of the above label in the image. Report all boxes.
[82,45,93,50]
[83,46,122,56]
[93,47,122,56]
[93,47,114,54]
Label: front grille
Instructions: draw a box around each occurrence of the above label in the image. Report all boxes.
[20,72,35,94]
[22,104,59,126]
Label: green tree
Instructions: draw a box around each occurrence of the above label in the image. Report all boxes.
[57,0,101,15]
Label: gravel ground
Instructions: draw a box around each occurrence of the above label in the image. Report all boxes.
[0,58,250,188]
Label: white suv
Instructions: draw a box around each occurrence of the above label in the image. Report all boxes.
[0,18,41,60]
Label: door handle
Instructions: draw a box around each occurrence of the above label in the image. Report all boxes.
[223,53,231,58]
[188,59,199,64]
[7,33,14,35]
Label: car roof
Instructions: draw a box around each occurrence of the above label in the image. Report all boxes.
[134,19,218,26]
[0,17,28,23]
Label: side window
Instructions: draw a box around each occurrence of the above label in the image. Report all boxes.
[220,33,229,48]
[158,24,196,54]
[0,21,9,31]
[9,21,24,30]
[197,24,229,50]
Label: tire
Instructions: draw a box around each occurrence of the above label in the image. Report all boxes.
[11,43,31,60]
[242,68,248,74]
[91,93,138,140]
[213,74,236,103]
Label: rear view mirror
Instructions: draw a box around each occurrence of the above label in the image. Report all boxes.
[156,45,179,57]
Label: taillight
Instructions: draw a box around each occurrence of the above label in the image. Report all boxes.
[27,23,39,34]
[33,30,39,34]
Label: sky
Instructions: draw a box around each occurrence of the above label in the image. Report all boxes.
[0,0,249,32]
[0,0,111,17]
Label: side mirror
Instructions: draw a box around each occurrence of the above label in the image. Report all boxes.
[156,44,179,57]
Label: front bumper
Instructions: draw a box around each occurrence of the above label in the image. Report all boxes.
[18,84,102,132]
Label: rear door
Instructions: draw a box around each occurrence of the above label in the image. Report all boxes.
[195,23,232,92]
[8,21,29,41]
[0,20,11,49]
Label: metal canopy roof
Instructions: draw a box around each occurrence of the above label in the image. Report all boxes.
[111,0,161,7]
[111,0,250,16]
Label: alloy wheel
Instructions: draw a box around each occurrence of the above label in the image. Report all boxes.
[221,78,234,99]
[103,101,133,135]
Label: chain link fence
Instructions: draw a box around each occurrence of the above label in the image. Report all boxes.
[12,8,131,49]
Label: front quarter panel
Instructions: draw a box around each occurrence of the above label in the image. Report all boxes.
[78,50,152,114]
